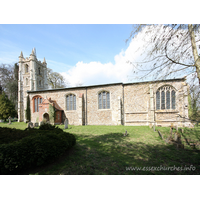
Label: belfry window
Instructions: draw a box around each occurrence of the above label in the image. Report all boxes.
[156,86,176,110]
[66,94,76,110]
[98,91,110,109]
[38,67,41,75]
[25,65,29,73]
[33,96,43,112]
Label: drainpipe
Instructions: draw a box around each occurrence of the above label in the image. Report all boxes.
[85,87,87,125]
[122,84,125,125]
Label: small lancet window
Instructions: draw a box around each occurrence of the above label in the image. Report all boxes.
[25,65,29,73]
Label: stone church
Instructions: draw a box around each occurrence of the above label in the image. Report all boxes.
[18,49,191,127]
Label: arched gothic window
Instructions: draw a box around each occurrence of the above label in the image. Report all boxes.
[38,67,41,75]
[66,94,76,110]
[156,86,176,110]
[33,96,43,112]
[25,65,29,73]
[98,91,110,109]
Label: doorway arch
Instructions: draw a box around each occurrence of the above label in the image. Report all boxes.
[43,113,49,122]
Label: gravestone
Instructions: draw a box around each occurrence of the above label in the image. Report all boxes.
[40,121,44,126]
[174,132,181,143]
[34,122,39,127]
[8,116,12,125]
[8,116,11,124]
[27,122,33,128]
[64,118,68,129]
[123,130,128,136]
[153,124,156,132]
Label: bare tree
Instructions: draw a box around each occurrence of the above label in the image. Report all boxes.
[126,24,200,88]
[47,68,68,89]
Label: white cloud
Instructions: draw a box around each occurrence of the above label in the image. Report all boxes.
[58,25,200,87]
[60,37,145,87]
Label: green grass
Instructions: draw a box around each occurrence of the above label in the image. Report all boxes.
[1,122,200,175]
[0,122,29,129]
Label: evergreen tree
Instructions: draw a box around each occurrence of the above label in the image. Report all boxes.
[25,95,31,122]
[0,92,17,121]
[0,83,2,95]
[0,63,19,110]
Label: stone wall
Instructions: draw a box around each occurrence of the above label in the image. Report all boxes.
[27,78,189,127]
[124,83,149,126]
[123,79,189,126]
[86,84,122,125]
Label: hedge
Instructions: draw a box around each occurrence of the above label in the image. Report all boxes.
[0,125,76,174]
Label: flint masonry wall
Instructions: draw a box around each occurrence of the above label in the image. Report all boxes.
[86,84,123,125]
[27,78,189,127]
[123,79,189,126]
[152,80,189,127]
[123,83,150,126]
[28,83,123,126]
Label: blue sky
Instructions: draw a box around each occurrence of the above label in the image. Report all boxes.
[1,23,199,87]
[0,1,198,87]
[0,24,132,66]
[0,24,136,86]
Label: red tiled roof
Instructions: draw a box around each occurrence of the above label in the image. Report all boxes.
[39,97,63,111]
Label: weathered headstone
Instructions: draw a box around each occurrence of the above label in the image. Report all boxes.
[158,130,163,139]
[64,118,68,129]
[174,132,181,143]
[123,130,128,136]
[39,121,44,126]
[153,124,156,132]
[8,116,12,125]
[34,122,39,127]
[27,122,33,128]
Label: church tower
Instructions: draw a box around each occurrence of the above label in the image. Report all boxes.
[18,48,48,122]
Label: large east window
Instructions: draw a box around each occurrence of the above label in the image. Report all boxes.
[98,91,110,109]
[156,86,176,110]
[66,94,76,110]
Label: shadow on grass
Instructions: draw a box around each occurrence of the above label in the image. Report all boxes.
[33,131,200,175]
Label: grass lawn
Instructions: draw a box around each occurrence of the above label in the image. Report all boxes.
[0,122,200,175]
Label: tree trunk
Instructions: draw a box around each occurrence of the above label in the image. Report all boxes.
[188,24,200,85]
